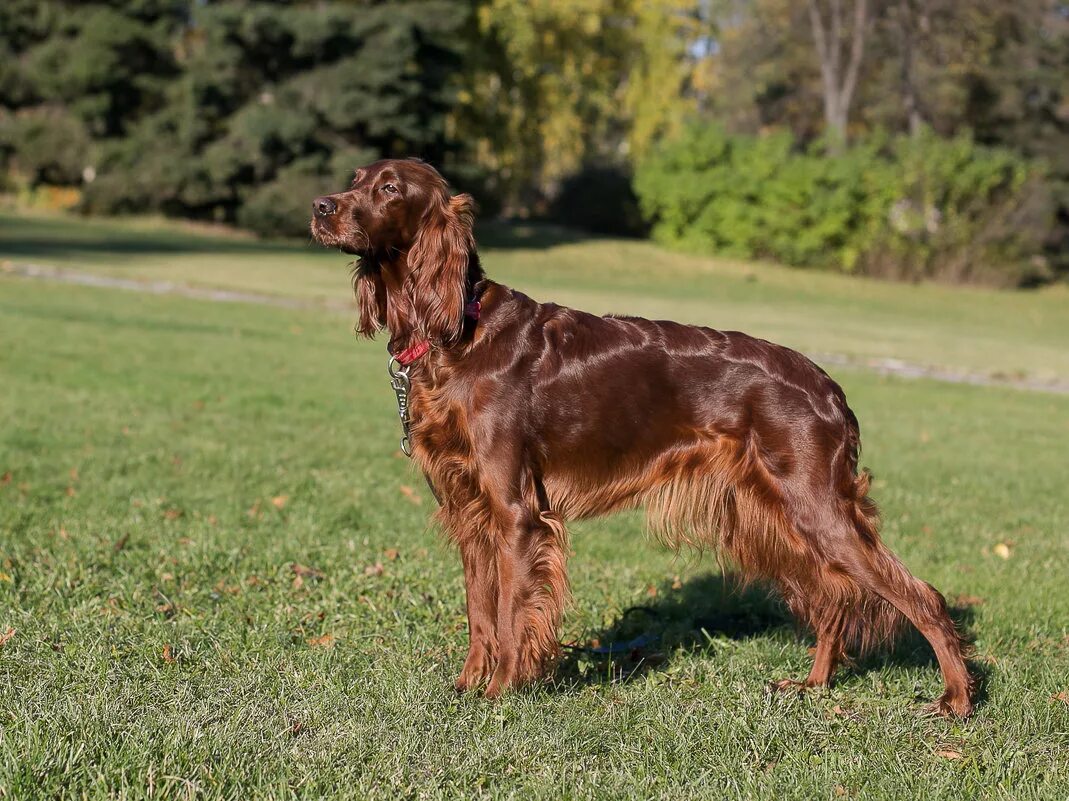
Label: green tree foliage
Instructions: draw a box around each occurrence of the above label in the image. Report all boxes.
[0,0,180,192]
[635,124,1051,285]
[0,0,181,136]
[694,0,1069,273]
[1,1,472,236]
[1,0,1067,281]
[456,0,700,211]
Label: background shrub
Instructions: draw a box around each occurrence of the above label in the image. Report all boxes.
[236,163,339,239]
[634,125,1051,285]
[548,164,648,237]
[0,106,92,186]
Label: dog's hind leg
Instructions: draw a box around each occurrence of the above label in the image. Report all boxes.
[838,533,974,716]
[771,579,849,692]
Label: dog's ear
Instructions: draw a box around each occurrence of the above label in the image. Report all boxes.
[352,261,387,338]
[407,193,475,344]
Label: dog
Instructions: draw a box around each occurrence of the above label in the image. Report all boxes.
[310,158,974,716]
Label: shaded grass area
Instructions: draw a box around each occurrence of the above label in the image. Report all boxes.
[2,211,1068,384]
[1,278,1067,799]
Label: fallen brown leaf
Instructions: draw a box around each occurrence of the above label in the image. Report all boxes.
[935,748,964,760]
[156,602,177,618]
[163,508,183,520]
[307,633,335,648]
[384,548,400,561]
[113,534,130,552]
[161,644,175,663]
[646,584,658,597]
[65,486,76,497]
[0,628,15,647]
[364,562,385,577]
[291,563,324,579]
[399,485,422,505]
[0,471,11,485]
[271,495,288,509]
[1052,691,1069,706]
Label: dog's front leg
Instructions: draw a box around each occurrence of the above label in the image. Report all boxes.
[454,538,498,692]
[484,498,569,698]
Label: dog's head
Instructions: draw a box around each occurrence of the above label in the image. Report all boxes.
[311,159,475,342]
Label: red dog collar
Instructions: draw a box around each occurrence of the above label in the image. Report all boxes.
[395,339,431,366]
[393,299,482,367]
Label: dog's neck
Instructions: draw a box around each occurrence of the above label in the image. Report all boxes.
[371,249,485,356]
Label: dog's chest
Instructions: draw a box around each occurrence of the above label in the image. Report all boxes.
[408,387,480,496]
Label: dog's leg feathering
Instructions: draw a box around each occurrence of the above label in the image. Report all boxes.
[483,483,569,698]
[454,537,499,692]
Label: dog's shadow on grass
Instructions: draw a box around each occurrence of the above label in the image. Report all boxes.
[554,572,990,706]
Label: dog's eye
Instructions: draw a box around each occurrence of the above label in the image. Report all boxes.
[382,184,398,195]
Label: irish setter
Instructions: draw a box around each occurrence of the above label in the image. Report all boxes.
[310,158,974,716]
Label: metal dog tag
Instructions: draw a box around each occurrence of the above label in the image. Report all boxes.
[387,356,414,457]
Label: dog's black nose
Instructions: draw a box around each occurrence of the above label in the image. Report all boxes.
[313,196,337,217]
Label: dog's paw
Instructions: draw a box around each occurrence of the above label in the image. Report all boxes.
[454,659,493,694]
[453,673,479,694]
[768,678,807,695]
[484,661,527,699]
[924,691,974,719]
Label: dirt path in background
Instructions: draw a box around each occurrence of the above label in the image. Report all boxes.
[2,260,352,310]
[5,260,1069,396]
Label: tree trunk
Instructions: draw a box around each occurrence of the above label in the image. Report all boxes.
[898,0,925,136]
[807,0,870,154]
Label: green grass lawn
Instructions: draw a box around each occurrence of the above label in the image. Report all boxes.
[1,217,1068,799]
[3,211,1069,385]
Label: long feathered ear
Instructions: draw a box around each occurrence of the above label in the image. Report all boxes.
[406,193,475,344]
[352,260,387,338]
